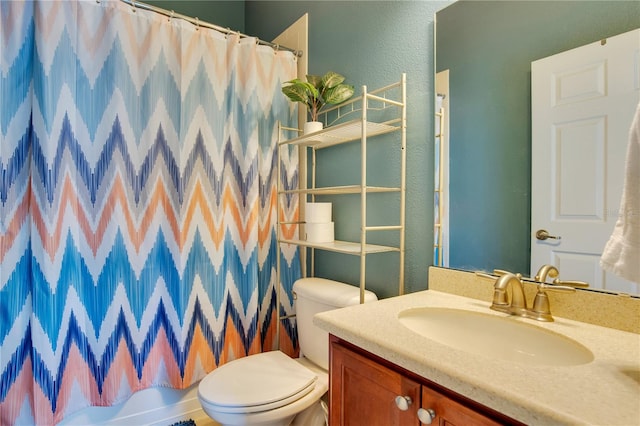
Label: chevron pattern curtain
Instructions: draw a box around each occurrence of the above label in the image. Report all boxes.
[0,1,300,424]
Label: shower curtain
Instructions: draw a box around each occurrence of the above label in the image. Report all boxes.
[0,1,300,424]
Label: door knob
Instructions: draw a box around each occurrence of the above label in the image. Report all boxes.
[535,229,561,241]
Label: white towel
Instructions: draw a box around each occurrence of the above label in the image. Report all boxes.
[600,101,640,284]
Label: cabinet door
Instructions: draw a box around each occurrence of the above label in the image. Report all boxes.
[421,385,502,426]
[330,341,420,426]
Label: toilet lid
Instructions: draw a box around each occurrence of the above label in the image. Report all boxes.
[199,351,318,413]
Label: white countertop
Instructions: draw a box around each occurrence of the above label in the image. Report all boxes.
[314,290,640,425]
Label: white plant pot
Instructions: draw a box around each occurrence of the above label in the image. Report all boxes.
[303,121,323,135]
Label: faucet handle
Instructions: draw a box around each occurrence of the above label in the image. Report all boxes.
[475,272,497,280]
[475,269,512,280]
[533,264,590,288]
[539,283,576,293]
[552,278,589,288]
[529,283,575,322]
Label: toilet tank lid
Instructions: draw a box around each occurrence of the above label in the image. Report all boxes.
[293,278,377,307]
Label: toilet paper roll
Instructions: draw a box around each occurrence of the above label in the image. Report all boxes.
[305,202,332,223]
[305,222,335,243]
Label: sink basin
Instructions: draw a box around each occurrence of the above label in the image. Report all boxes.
[398,307,593,366]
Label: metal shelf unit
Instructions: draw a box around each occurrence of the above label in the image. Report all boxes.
[276,74,406,324]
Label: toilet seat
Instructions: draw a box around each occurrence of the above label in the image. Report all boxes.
[198,351,318,414]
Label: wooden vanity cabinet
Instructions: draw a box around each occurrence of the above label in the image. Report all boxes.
[330,336,421,425]
[329,336,522,426]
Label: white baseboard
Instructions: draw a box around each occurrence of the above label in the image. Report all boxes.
[59,384,219,426]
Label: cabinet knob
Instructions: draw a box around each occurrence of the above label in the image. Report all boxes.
[394,395,412,411]
[417,408,436,424]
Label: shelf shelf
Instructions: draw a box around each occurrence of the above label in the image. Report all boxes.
[280,119,400,149]
[278,239,400,255]
[275,73,406,317]
[279,185,401,196]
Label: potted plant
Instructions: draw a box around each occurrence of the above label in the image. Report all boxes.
[282,71,355,134]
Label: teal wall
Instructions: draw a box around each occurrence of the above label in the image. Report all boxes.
[436,1,640,276]
[246,1,444,298]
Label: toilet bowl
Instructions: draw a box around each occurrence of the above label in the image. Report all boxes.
[197,278,377,426]
[198,351,327,426]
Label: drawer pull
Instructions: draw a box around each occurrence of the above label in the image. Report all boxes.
[394,395,412,411]
[417,407,436,424]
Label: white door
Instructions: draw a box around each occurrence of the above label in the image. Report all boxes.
[531,28,640,294]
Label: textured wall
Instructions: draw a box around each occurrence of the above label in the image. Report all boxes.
[246,1,445,297]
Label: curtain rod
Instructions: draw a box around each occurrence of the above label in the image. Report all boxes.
[117,0,303,58]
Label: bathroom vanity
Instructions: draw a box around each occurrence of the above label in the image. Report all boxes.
[330,336,519,425]
[314,271,640,425]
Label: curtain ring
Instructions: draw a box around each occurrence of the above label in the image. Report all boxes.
[131,1,136,13]
[168,10,174,22]
[195,17,200,30]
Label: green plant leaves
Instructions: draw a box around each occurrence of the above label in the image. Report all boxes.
[282,79,318,103]
[306,74,323,90]
[321,71,346,89]
[324,84,355,105]
[281,72,354,121]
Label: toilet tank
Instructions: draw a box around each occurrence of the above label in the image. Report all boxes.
[293,278,377,370]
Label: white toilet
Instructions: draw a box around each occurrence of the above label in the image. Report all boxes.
[198,277,377,426]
